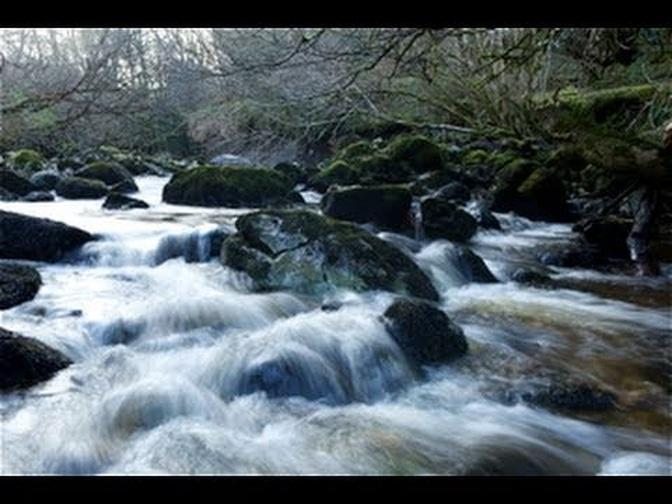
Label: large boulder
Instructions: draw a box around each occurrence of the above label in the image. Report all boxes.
[0,210,94,262]
[383,298,468,369]
[0,327,72,392]
[320,185,412,231]
[162,165,295,208]
[0,263,42,310]
[433,182,471,204]
[55,177,109,199]
[30,170,63,191]
[383,135,444,174]
[221,210,439,301]
[421,198,478,242]
[308,160,360,192]
[76,161,138,192]
[573,216,631,260]
[7,149,44,172]
[102,192,149,210]
[0,170,37,196]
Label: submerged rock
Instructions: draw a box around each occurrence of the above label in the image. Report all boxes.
[521,383,618,413]
[383,298,468,369]
[0,263,42,310]
[221,209,439,301]
[102,192,149,210]
[162,165,295,208]
[0,327,72,392]
[421,198,478,242]
[320,185,412,231]
[0,210,94,262]
[55,177,109,199]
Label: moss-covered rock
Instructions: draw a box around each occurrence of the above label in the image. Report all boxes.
[513,168,572,222]
[29,170,63,191]
[383,135,444,174]
[221,209,439,300]
[0,263,42,310]
[55,177,109,199]
[336,140,377,161]
[273,161,304,186]
[163,165,294,208]
[420,198,478,242]
[0,170,37,196]
[0,210,94,262]
[308,160,360,192]
[433,182,471,204]
[9,149,44,171]
[320,185,412,231]
[0,327,72,392]
[76,161,138,191]
[382,297,468,369]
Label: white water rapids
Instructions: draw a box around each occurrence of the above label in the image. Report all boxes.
[0,176,670,475]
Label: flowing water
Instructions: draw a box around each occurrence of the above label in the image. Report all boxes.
[1,176,670,475]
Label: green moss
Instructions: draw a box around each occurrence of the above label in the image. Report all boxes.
[336,140,376,161]
[352,154,414,185]
[495,159,538,191]
[461,149,490,165]
[77,161,135,187]
[308,160,359,191]
[55,177,109,199]
[10,149,44,169]
[383,135,443,173]
[163,165,294,207]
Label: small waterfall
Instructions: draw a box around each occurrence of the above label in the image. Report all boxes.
[411,199,424,241]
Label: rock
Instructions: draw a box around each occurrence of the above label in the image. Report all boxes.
[7,149,44,172]
[0,170,37,196]
[421,198,478,242]
[102,193,149,210]
[76,161,137,189]
[308,160,360,192]
[221,210,439,301]
[538,243,602,269]
[510,268,554,287]
[0,210,94,262]
[320,185,412,231]
[521,383,618,412]
[433,182,471,204]
[449,246,498,283]
[55,177,109,199]
[0,187,19,201]
[383,135,444,174]
[0,327,72,392]
[22,191,55,202]
[573,216,631,259]
[474,206,501,230]
[383,298,468,368]
[29,170,63,191]
[109,179,140,194]
[273,161,304,185]
[162,165,295,208]
[0,263,42,310]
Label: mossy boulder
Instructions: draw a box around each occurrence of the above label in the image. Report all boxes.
[273,161,304,185]
[0,170,37,196]
[55,177,109,199]
[162,165,295,208]
[8,149,44,171]
[421,198,478,242]
[102,193,150,210]
[0,263,42,310]
[0,327,72,392]
[221,209,439,301]
[76,161,138,191]
[0,210,94,262]
[308,160,360,192]
[382,298,468,369]
[336,140,377,161]
[383,135,444,174]
[320,185,412,231]
[353,154,415,185]
[433,182,471,204]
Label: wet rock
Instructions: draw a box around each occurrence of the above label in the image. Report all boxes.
[273,161,305,185]
[0,210,94,262]
[154,227,230,265]
[521,383,618,413]
[449,246,498,283]
[473,206,501,230]
[538,244,602,269]
[510,268,554,287]
[573,216,631,259]
[221,210,439,301]
[383,297,468,368]
[0,170,37,196]
[0,187,19,201]
[22,191,55,202]
[0,263,42,309]
[421,198,478,242]
[76,161,137,190]
[434,182,471,204]
[29,170,63,191]
[163,165,295,207]
[55,177,109,199]
[109,179,140,194]
[0,327,72,392]
[102,193,149,210]
[320,185,412,231]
